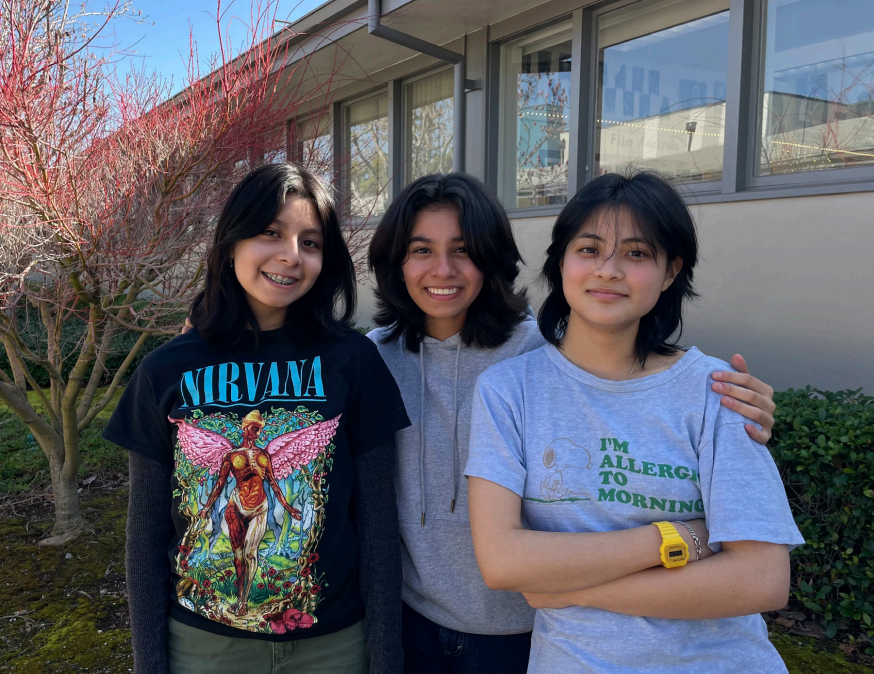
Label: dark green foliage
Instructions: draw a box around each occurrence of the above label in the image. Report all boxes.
[770,387,874,648]
[0,307,173,388]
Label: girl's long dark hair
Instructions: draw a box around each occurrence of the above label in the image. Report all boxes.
[191,163,356,347]
[539,171,698,364]
[368,172,527,352]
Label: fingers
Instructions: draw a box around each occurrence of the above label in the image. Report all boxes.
[712,371,776,404]
[744,423,771,444]
[729,353,749,374]
[715,385,775,417]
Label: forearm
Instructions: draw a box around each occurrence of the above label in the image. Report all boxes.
[533,542,789,619]
[469,478,666,593]
[127,452,175,674]
[480,524,665,593]
[351,437,403,674]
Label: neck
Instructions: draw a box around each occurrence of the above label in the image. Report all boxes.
[252,308,287,332]
[424,314,465,341]
[560,311,640,380]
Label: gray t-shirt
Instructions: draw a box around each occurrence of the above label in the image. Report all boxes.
[465,345,804,673]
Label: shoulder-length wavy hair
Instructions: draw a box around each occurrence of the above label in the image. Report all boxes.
[538,171,698,364]
[191,163,355,347]
[368,173,527,352]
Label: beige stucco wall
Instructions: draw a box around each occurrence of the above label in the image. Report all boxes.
[509,193,874,394]
[356,191,874,393]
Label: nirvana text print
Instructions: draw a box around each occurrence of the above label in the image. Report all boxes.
[169,405,338,634]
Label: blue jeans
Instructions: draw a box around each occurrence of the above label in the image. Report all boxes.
[402,603,532,674]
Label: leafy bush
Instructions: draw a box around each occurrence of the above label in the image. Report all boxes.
[0,308,174,388]
[770,387,874,645]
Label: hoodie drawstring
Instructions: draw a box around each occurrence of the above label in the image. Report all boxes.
[450,340,460,514]
[419,344,426,526]
[419,339,463,526]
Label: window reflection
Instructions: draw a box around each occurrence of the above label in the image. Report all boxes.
[344,95,389,218]
[596,2,730,184]
[758,0,874,175]
[499,22,573,209]
[293,114,333,186]
[405,70,454,183]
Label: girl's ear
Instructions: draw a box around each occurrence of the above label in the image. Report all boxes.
[661,257,683,292]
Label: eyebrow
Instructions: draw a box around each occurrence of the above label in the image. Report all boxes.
[576,233,651,245]
[409,235,465,244]
[270,220,323,237]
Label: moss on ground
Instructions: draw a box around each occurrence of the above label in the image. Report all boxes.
[772,632,873,674]
[0,489,132,673]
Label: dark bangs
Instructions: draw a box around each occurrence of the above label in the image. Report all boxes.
[538,171,699,363]
[368,173,527,352]
[191,163,355,348]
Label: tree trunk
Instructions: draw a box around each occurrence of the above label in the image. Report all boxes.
[39,440,92,544]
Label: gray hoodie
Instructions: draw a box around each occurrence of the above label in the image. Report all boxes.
[367,314,545,635]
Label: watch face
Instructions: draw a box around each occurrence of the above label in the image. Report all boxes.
[668,549,685,558]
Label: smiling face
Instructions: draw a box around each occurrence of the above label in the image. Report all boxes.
[401,207,485,340]
[560,206,681,335]
[231,195,324,331]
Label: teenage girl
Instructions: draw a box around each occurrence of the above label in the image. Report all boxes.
[104,164,410,674]
[366,172,779,673]
[466,171,803,673]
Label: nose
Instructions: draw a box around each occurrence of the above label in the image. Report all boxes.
[593,252,624,280]
[432,251,457,279]
[277,237,302,267]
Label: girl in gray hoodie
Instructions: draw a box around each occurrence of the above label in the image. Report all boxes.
[366,172,777,674]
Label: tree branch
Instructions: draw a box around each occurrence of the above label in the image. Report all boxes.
[78,330,150,431]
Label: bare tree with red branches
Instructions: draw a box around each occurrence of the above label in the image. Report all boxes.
[0,0,360,543]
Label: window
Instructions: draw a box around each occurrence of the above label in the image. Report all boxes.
[595,0,730,184]
[757,0,874,176]
[263,126,288,165]
[498,20,573,209]
[293,113,333,185]
[343,94,389,218]
[404,69,454,183]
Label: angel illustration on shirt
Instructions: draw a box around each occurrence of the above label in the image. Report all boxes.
[169,409,340,617]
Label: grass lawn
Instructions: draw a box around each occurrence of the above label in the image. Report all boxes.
[0,389,872,672]
[0,388,126,494]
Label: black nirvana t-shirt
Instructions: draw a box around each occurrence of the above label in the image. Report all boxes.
[104,328,409,641]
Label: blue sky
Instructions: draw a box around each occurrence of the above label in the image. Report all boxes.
[105,0,327,94]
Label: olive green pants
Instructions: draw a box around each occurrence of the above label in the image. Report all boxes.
[168,618,368,674]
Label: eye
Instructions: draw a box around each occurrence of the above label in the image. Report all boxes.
[411,246,431,255]
[628,248,649,259]
[262,228,280,238]
[454,246,468,254]
[301,238,322,249]
[578,246,598,255]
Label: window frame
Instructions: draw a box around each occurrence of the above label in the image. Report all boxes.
[486,0,874,214]
[586,0,732,198]
[289,110,334,177]
[401,64,457,186]
[743,0,874,192]
[488,13,579,218]
[337,86,392,224]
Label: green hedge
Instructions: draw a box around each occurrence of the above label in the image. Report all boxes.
[770,387,874,646]
[0,309,173,388]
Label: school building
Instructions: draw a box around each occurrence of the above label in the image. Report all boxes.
[266,0,873,393]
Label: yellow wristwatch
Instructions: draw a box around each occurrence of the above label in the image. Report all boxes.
[652,521,689,568]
